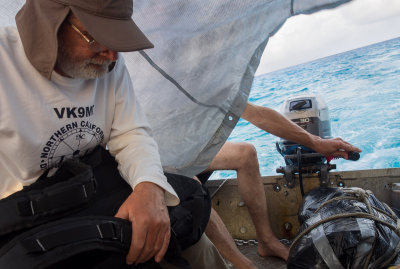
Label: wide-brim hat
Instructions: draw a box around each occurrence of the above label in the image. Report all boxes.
[16,0,153,79]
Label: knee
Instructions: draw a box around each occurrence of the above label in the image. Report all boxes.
[236,142,258,169]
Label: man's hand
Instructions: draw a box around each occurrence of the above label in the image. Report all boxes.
[311,136,362,159]
[115,182,170,265]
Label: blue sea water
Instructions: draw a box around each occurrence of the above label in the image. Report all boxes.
[212,37,400,179]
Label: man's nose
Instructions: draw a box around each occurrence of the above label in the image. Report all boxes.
[97,45,118,62]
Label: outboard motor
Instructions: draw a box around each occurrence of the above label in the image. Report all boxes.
[276,95,332,165]
[276,95,358,193]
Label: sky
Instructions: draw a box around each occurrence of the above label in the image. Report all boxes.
[256,0,400,75]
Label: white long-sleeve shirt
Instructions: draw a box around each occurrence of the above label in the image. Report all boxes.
[0,26,179,205]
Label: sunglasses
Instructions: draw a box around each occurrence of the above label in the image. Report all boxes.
[68,21,96,47]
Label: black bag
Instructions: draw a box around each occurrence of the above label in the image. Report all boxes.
[0,146,211,269]
[288,187,400,269]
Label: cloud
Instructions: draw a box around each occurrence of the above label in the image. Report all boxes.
[256,0,400,75]
[340,0,400,25]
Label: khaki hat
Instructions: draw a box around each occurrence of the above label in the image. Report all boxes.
[16,0,154,79]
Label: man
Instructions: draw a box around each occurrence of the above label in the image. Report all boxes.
[203,102,361,269]
[0,0,225,267]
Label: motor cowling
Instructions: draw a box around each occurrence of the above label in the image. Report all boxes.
[276,94,332,166]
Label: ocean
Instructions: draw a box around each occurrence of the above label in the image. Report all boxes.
[211,37,400,179]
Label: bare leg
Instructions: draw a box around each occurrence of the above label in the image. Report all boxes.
[206,208,257,269]
[206,142,289,261]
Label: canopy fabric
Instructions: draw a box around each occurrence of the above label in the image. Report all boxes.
[0,0,351,177]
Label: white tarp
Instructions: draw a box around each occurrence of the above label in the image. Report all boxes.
[0,0,352,177]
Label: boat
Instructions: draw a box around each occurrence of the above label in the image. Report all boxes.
[1,0,398,268]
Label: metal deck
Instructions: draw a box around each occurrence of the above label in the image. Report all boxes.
[236,244,286,269]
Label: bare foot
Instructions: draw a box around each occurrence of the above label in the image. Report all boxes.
[257,237,289,261]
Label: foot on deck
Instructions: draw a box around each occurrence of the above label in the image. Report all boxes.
[257,237,289,261]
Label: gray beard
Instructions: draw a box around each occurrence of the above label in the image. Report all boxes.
[56,44,112,79]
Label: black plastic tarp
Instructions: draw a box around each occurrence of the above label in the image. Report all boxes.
[288,187,400,269]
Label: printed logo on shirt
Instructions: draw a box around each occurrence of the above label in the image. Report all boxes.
[53,105,94,119]
[39,121,104,170]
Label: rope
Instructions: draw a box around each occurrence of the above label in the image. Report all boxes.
[372,205,399,222]
[315,196,363,213]
[362,239,376,269]
[315,192,397,222]
[381,240,400,269]
[290,212,399,251]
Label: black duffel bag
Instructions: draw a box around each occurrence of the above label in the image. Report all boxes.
[0,146,211,269]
